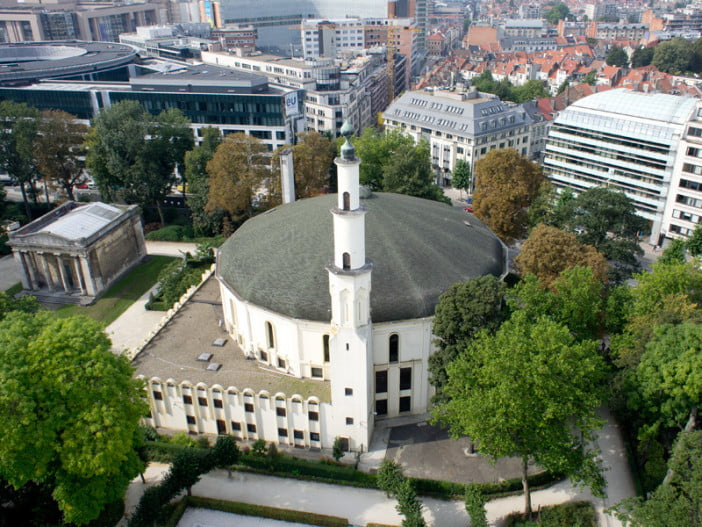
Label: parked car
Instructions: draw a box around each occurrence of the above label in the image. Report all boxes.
[464,205,474,213]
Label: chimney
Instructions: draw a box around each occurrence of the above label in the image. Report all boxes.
[280,148,295,204]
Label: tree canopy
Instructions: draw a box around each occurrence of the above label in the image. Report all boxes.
[381,140,448,203]
[352,127,415,190]
[0,311,147,524]
[606,47,629,67]
[652,38,695,75]
[451,159,471,195]
[631,46,655,68]
[545,3,571,24]
[473,148,544,243]
[185,127,223,237]
[288,130,335,199]
[432,311,607,516]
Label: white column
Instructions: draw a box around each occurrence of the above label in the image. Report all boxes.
[13,251,31,290]
[56,254,70,293]
[79,255,96,296]
[39,252,55,292]
[73,257,86,295]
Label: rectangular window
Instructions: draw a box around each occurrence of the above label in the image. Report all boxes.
[182,395,193,405]
[399,396,411,413]
[310,432,320,441]
[311,367,323,378]
[323,335,330,362]
[247,423,257,433]
[216,419,226,434]
[231,421,241,431]
[245,403,254,412]
[375,370,388,393]
[186,415,196,424]
[346,417,354,425]
[152,391,163,400]
[690,126,702,137]
[309,411,319,421]
[345,387,353,396]
[278,428,288,437]
[400,367,412,390]
[260,349,268,361]
[294,429,304,439]
[276,407,286,417]
[278,358,286,369]
[376,399,388,415]
[198,397,208,407]
[214,399,223,409]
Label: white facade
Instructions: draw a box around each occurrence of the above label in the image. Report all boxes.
[543,89,697,241]
[302,18,366,59]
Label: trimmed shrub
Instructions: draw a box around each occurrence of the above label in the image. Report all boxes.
[145,225,183,241]
[505,501,596,527]
[465,484,488,527]
[377,459,404,496]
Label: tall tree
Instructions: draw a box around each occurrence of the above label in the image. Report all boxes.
[686,224,702,257]
[0,101,40,218]
[290,130,335,198]
[510,80,550,103]
[451,159,471,197]
[652,38,694,75]
[0,312,147,525]
[473,148,544,243]
[631,46,655,68]
[546,2,570,24]
[34,110,88,202]
[429,275,507,398]
[515,224,608,286]
[205,133,273,225]
[606,47,629,67]
[185,127,222,236]
[353,127,415,190]
[382,141,448,203]
[432,311,608,517]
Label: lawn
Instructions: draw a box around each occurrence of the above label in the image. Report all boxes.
[53,255,175,326]
[5,282,22,295]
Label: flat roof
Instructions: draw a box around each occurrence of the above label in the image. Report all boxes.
[132,278,331,402]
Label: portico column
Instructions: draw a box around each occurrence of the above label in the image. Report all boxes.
[38,252,55,292]
[72,257,86,295]
[24,252,39,290]
[13,251,31,290]
[79,255,96,296]
[56,254,70,293]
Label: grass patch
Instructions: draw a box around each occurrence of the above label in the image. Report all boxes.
[5,282,22,295]
[53,256,175,326]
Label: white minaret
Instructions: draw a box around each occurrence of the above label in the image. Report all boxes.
[327,121,374,453]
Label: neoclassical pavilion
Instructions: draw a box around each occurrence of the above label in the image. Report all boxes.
[8,201,146,304]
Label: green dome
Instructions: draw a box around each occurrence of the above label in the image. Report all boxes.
[217,193,505,323]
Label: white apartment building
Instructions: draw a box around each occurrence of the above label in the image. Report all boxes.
[543,89,697,242]
[301,18,365,58]
[383,89,534,187]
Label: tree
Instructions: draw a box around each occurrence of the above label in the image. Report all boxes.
[686,224,702,257]
[0,312,147,525]
[382,141,448,204]
[546,3,570,24]
[34,110,88,202]
[353,127,416,190]
[465,484,488,527]
[606,46,629,67]
[659,238,687,265]
[515,224,608,286]
[631,46,655,68]
[205,133,274,225]
[185,127,223,236]
[556,79,570,94]
[212,436,240,477]
[0,291,39,321]
[652,38,694,75]
[554,187,647,281]
[473,148,544,243]
[432,312,608,517]
[429,275,507,398]
[510,80,550,103]
[377,459,404,496]
[0,101,40,218]
[332,436,345,462]
[86,101,193,224]
[582,69,597,85]
[451,159,471,197]
[290,130,335,198]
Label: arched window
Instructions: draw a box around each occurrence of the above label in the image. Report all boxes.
[343,252,350,270]
[389,334,399,363]
[343,191,350,211]
[323,334,330,362]
[266,321,275,349]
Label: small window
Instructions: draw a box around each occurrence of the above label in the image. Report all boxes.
[216,419,226,434]
[342,252,351,270]
[400,367,412,390]
[375,370,388,393]
[311,367,323,378]
[399,396,411,413]
[278,358,286,369]
[276,407,286,417]
[323,335,330,362]
[345,387,353,396]
[376,399,388,415]
[260,349,268,361]
[343,191,350,211]
[309,410,319,421]
[310,432,320,441]
[245,403,254,412]
[186,415,196,425]
[214,399,223,409]
[389,334,399,362]
[152,391,163,400]
[247,423,257,433]
[183,395,193,405]
[294,429,304,439]
[346,417,354,425]
[266,321,275,349]
[278,428,288,437]
[198,397,208,407]
[231,421,242,431]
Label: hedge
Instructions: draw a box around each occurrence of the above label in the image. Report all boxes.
[505,500,596,527]
[143,441,209,463]
[185,496,349,527]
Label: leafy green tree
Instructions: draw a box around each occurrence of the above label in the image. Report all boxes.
[451,159,471,197]
[432,312,608,517]
[0,101,40,218]
[554,187,646,281]
[463,17,471,32]
[395,478,426,527]
[377,459,404,496]
[353,127,415,190]
[429,275,507,398]
[659,238,688,265]
[546,3,570,24]
[382,141,448,204]
[332,437,345,462]
[163,448,211,496]
[473,148,544,243]
[510,80,550,103]
[687,224,702,256]
[33,110,88,202]
[582,69,597,85]
[652,38,694,75]
[212,436,240,477]
[0,312,147,525]
[606,46,629,67]
[185,127,223,236]
[631,46,655,68]
[0,291,39,321]
[556,79,570,94]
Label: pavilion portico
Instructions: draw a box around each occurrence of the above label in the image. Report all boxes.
[8,201,146,304]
